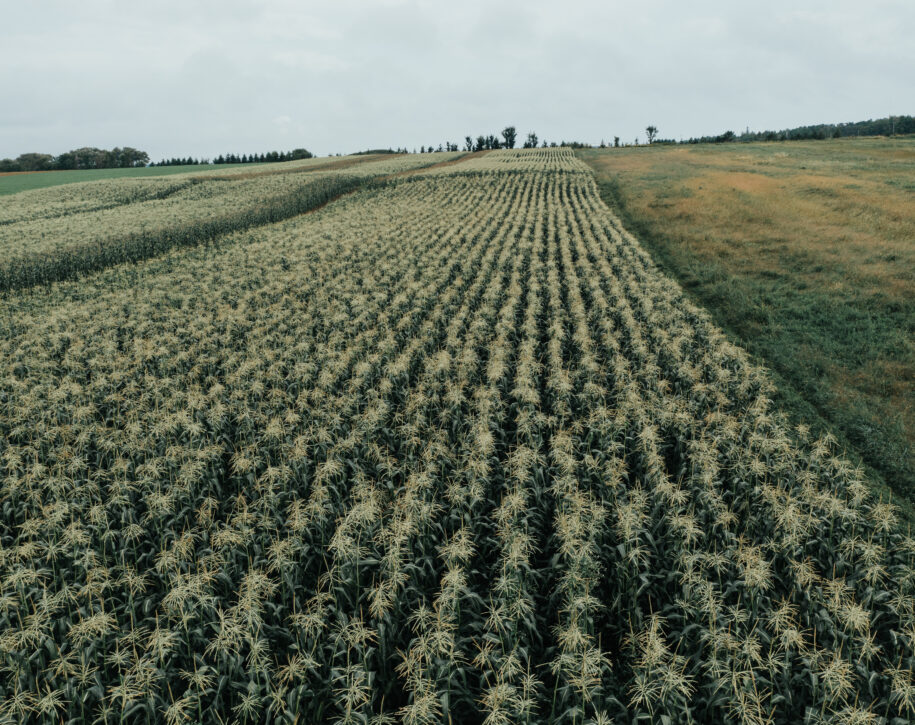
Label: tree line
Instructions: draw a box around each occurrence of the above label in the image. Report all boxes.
[6,114,907,175]
[413,127,591,154]
[152,148,313,166]
[393,115,915,153]
[681,115,915,145]
[0,147,150,172]
[0,146,316,172]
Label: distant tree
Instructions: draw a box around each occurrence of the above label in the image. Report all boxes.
[115,147,137,167]
[501,126,517,149]
[614,136,620,147]
[645,125,658,144]
[62,148,99,169]
[17,153,55,171]
[523,132,538,148]
[464,136,474,152]
[121,147,149,167]
[474,136,485,152]
[290,148,312,160]
[53,151,77,170]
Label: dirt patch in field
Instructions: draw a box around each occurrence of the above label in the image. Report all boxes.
[0,170,49,177]
[687,170,780,195]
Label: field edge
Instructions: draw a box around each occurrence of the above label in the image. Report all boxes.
[578,151,915,525]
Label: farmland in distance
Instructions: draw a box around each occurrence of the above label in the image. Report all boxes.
[0,153,394,197]
[0,149,913,724]
[0,164,256,197]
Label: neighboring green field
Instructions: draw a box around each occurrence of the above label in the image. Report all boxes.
[0,163,252,195]
[579,137,915,511]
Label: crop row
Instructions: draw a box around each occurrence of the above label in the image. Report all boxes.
[0,153,463,292]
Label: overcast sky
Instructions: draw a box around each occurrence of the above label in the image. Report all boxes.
[2,0,912,160]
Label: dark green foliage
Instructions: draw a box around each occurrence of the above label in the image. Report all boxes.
[501,126,517,149]
[685,115,915,145]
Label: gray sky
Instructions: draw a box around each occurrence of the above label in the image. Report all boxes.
[2,0,912,160]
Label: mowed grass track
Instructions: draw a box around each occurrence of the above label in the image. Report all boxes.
[0,150,913,724]
[580,138,915,513]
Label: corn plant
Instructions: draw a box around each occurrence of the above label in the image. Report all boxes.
[0,148,910,724]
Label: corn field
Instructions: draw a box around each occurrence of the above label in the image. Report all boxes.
[0,148,912,724]
[0,153,461,292]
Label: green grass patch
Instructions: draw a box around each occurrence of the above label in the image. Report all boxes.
[581,143,915,521]
[0,164,250,196]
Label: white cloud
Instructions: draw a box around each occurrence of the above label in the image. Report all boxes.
[1,0,912,159]
[271,50,349,72]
